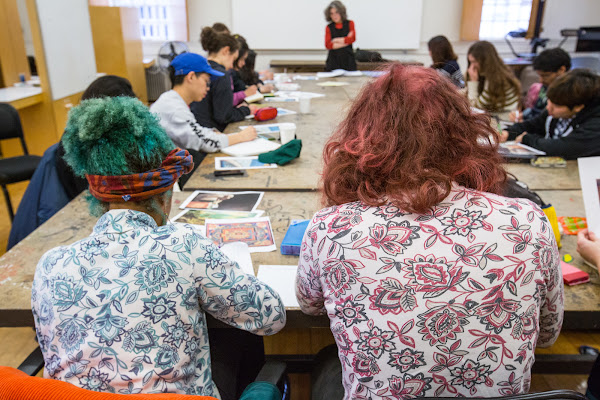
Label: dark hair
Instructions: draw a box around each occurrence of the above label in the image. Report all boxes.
[467,41,521,112]
[233,34,249,70]
[533,48,572,72]
[168,66,202,88]
[211,22,230,34]
[547,68,600,109]
[239,49,260,86]
[428,35,458,67]
[321,64,506,214]
[324,1,347,22]
[82,75,135,100]
[200,26,240,55]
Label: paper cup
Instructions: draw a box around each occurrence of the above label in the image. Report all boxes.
[299,97,311,114]
[280,126,296,144]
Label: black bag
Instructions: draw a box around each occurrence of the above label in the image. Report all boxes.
[354,48,385,62]
[501,174,546,207]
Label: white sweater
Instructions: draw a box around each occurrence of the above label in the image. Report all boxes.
[150,90,229,152]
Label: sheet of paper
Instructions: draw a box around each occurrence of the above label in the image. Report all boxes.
[238,122,295,134]
[578,156,600,234]
[257,265,300,308]
[293,75,318,80]
[343,70,363,77]
[274,91,326,99]
[179,190,264,212]
[205,217,277,253]
[316,70,346,78]
[221,242,255,276]
[264,97,298,102]
[316,81,350,87]
[215,156,277,170]
[172,209,264,225]
[221,137,281,157]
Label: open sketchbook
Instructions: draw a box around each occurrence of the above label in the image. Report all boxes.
[221,137,281,157]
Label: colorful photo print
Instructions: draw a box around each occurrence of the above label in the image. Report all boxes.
[180,190,264,212]
[172,209,264,225]
[205,217,276,253]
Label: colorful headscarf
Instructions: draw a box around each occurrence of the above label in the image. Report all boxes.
[86,148,194,202]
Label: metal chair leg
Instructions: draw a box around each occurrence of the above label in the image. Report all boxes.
[1,184,14,222]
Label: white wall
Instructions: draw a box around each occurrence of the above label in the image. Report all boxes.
[143,0,599,72]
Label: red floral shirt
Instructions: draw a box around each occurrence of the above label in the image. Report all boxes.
[296,186,563,399]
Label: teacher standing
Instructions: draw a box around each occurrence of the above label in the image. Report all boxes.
[324,1,357,71]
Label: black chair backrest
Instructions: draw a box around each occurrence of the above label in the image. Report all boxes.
[0,103,29,155]
[418,389,588,400]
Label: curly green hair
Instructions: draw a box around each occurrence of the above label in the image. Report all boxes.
[62,96,175,216]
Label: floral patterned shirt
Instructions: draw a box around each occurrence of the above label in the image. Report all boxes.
[32,210,285,397]
[296,187,563,399]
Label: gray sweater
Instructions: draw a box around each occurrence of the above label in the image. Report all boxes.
[150,90,229,152]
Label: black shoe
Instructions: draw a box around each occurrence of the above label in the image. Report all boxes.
[579,345,600,356]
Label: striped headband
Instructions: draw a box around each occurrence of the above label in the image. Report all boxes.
[86,148,194,202]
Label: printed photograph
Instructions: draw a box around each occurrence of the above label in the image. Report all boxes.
[180,190,264,212]
[172,209,264,225]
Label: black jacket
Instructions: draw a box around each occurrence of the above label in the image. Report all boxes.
[190,61,250,132]
[505,98,600,160]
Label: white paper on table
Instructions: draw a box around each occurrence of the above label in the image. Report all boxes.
[316,70,346,78]
[274,91,325,99]
[578,156,600,234]
[239,122,295,134]
[256,265,300,308]
[221,138,281,157]
[316,81,350,87]
[215,156,277,170]
[264,97,299,102]
[342,70,363,77]
[221,242,255,276]
[276,82,301,91]
[293,75,318,80]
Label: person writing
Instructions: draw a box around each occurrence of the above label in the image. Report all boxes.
[324,1,357,72]
[32,96,285,397]
[296,64,562,399]
[191,27,259,132]
[151,52,256,185]
[500,69,600,159]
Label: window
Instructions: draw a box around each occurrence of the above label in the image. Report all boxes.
[479,0,533,39]
[106,0,187,41]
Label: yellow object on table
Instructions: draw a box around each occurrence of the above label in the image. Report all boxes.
[542,204,561,248]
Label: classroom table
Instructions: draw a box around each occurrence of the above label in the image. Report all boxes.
[0,189,597,329]
[184,78,369,192]
[269,59,423,73]
[506,161,581,191]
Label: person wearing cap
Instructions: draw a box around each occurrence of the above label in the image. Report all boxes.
[32,96,285,397]
[150,52,257,157]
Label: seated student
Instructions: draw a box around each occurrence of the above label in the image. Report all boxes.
[32,96,285,397]
[239,49,274,94]
[296,64,563,399]
[501,68,600,159]
[191,27,258,132]
[466,41,521,120]
[150,52,256,155]
[511,48,571,122]
[7,75,137,251]
[231,34,258,106]
[428,35,464,88]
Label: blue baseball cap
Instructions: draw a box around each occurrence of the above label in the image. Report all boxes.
[170,53,224,77]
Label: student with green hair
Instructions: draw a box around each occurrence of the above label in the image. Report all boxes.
[31,96,286,398]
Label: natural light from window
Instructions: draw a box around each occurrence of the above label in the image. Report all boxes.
[479,0,533,40]
[107,0,186,41]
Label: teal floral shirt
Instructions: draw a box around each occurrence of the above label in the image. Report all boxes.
[31,210,286,396]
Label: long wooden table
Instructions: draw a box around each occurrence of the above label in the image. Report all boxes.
[1,189,597,329]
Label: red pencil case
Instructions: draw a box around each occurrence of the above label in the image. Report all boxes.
[254,107,278,121]
[561,261,590,286]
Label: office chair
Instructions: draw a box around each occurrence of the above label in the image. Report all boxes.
[0,103,42,222]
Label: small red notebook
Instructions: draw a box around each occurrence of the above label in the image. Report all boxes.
[561,261,590,286]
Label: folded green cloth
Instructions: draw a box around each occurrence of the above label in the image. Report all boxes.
[239,381,282,400]
[258,139,302,165]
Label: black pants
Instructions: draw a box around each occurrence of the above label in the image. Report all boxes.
[209,326,265,400]
[311,345,345,400]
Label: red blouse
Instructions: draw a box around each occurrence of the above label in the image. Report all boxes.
[325,20,356,50]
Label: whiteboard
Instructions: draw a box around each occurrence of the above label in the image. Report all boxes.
[35,0,97,100]
[232,0,423,50]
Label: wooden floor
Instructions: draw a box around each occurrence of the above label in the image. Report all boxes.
[0,183,594,397]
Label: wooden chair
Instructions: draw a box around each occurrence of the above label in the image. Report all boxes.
[0,103,42,221]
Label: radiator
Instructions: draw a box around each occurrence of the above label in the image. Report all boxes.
[145,63,170,102]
